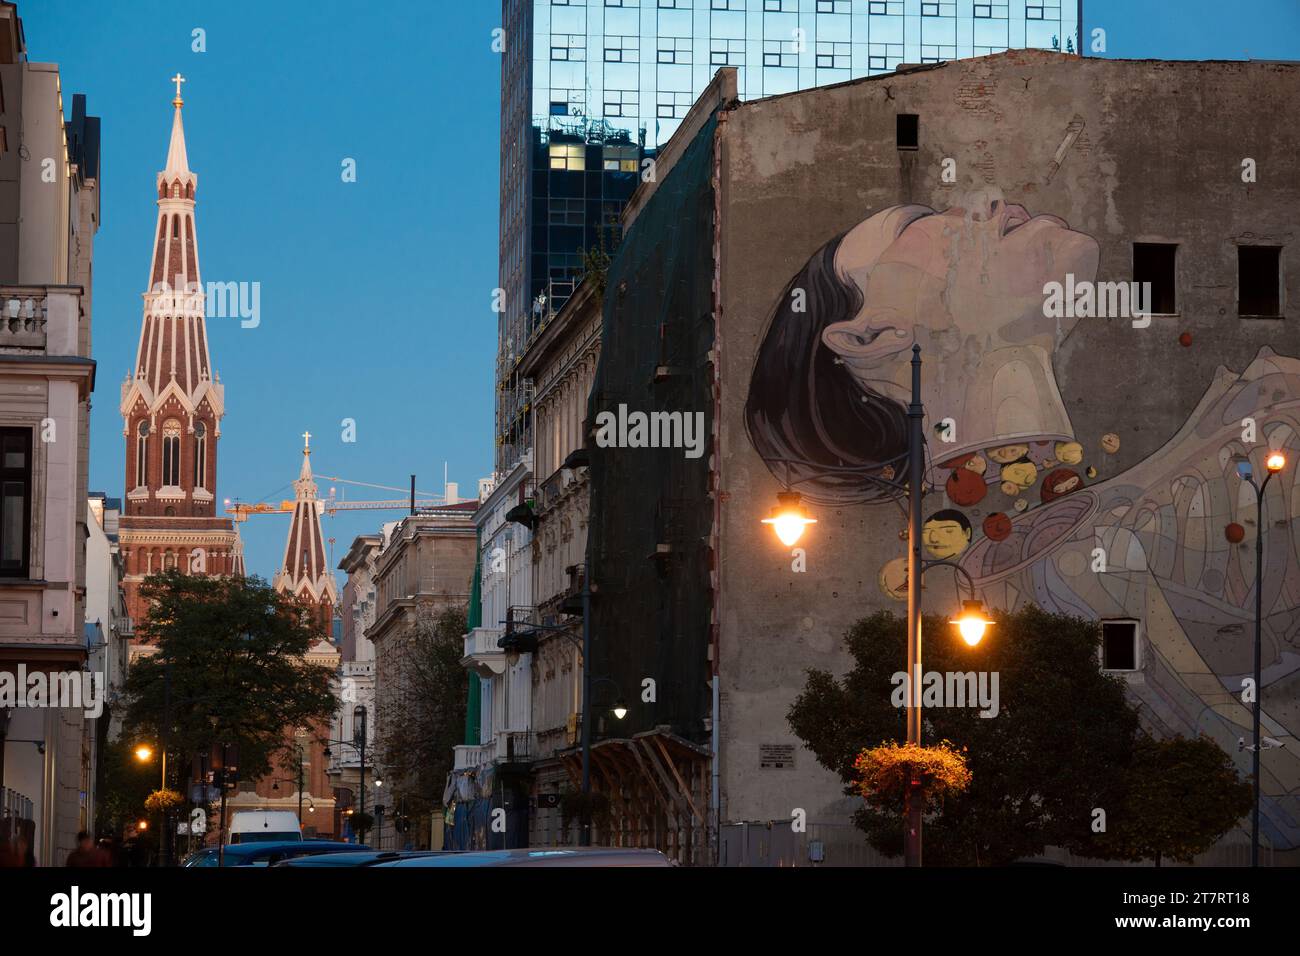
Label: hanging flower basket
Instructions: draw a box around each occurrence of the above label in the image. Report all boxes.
[854,740,971,811]
[144,788,184,813]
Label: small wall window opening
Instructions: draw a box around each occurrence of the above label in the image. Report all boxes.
[1133,242,1177,315]
[1239,245,1282,317]
[1101,619,1140,672]
[897,114,919,150]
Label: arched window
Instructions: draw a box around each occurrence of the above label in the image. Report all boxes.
[162,419,181,486]
[172,215,180,238]
[194,421,207,489]
[136,421,149,487]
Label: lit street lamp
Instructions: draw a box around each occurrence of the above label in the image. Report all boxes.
[135,740,170,865]
[1233,449,1286,868]
[761,491,817,547]
[762,345,991,866]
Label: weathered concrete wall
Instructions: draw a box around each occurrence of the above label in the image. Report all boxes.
[717,50,1300,847]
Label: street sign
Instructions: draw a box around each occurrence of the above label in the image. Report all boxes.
[190,807,207,835]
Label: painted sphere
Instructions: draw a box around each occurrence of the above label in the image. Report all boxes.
[1179,331,1193,347]
[878,557,909,601]
[946,467,987,506]
[1040,468,1083,503]
[983,512,1012,542]
[1225,523,1246,544]
[1100,433,1121,454]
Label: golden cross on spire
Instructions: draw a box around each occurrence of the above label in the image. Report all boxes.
[171,72,186,106]
[302,430,312,451]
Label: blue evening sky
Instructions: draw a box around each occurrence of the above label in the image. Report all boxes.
[25,0,1300,584]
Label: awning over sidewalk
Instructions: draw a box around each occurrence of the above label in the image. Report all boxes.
[554,727,710,865]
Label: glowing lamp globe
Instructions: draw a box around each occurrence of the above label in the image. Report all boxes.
[951,600,993,647]
[1267,452,1286,474]
[762,491,816,547]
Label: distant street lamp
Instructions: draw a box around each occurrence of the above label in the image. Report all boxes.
[1233,449,1287,868]
[761,345,991,866]
[323,710,371,844]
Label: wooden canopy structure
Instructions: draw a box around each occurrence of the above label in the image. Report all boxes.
[555,727,711,866]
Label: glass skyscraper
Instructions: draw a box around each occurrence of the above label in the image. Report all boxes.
[498,0,1082,469]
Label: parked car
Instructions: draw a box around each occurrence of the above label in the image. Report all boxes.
[180,840,370,867]
[370,848,672,868]
[228,810,303,844]
[272,850,447,868]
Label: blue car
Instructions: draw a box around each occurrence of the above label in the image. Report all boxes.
[181,840,371,867]
[271,850,447,868]
[371,848,672,868]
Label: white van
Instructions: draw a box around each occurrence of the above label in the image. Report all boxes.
[229,810,302,844]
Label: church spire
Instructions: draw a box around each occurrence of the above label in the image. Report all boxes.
[120,76,224,520]
[273,431,338,629]
[164,72,189,176]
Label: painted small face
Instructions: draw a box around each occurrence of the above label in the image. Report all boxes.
[923,519,971,558]
[1040,468,1082,503]
[983,512,1012,542]
[1101,433,1121,454]
[878,557,909,601]
[1000,460,1038,491]
[988,444,1030,465]
[1055,441,1083,465]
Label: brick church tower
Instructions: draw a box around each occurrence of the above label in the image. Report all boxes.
[119,77,243,629]
[272,432,338,629]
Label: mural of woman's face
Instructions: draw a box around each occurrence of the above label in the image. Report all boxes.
[821,196,1099,407]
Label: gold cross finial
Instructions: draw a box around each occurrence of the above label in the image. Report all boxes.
[171,72,186,106]
[303,430,312,451]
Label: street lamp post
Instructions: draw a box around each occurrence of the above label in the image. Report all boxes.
[904,345,926,868]
[269,749,306,827]
[322,726,380,845]
[133,742,170,866]
[1234,450,1286,868]
[761,344,990,868]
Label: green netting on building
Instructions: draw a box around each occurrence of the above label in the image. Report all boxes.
[586,114,719,745]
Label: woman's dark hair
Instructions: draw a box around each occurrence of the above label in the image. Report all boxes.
[744,233,909,505]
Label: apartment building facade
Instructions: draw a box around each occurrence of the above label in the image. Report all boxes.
[0,2,101,866]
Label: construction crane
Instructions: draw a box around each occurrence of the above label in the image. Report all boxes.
[224,474,467,524]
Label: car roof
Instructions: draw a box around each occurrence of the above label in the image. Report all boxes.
[374,848,671,868]
[223,840,369,857]
[273,850,445,867]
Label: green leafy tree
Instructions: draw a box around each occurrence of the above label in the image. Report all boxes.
[375,606,469,820]
[788,606,1139,865]
[1089,734,1253,865]
[122,570,338,783]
